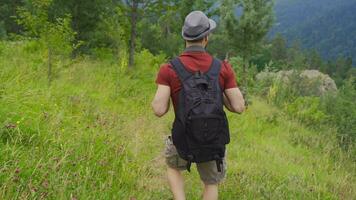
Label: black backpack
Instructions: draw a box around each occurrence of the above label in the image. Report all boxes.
[170,57,230,172]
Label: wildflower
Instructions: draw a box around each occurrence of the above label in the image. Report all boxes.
[5,123,16,129]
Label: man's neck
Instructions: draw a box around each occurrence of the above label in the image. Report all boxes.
[186,43,205,48]
[184,45,206,52]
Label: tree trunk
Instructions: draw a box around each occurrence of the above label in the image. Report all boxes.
[242,57,249,107]
[128,0,138,68]
[242,60,248,91]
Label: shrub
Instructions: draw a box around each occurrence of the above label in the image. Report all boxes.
[263,74,355,149]
[134,49,166,75]
[321,78,356,149]
[16,0,77,84]
[229,56,258,87]
[286,97,327,127]
[0,41,4,55]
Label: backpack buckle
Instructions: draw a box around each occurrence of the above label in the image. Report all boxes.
[215,159,222,172]
[186,155,194,172]
[194,70,202,78]
[214,155,223,172]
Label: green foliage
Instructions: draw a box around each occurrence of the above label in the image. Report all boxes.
[229,56,257,87]
[261,71,323,105]
[272,0,356,62]
[49,0,121,52]
[222,0,274,59]
[16,0,77,84]
[220,0,274,95]
[138,16,182,57]
[138,0,217,58]
[286,97,327,127]
[93,7,128,56]
[321,78,356,149]
[270,33,287,66]
[0,0,24,37]
[0,41,4,55]
[17,0,76,56]
[45,16,76,57]
[261,72,356,149]
[0,21,6,39]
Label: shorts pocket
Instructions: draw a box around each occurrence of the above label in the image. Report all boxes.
[164,136,177,158]
[164,136,187,170]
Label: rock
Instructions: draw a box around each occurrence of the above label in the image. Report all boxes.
[256,69,337,96]
[300,70,337,95]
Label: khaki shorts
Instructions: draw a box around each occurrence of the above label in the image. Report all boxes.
[164,136,227,185]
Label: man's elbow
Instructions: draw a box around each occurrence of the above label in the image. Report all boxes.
[231,102,245,114]
[151,103,168,117]
[153,109,167,117]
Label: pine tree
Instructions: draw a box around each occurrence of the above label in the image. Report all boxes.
[121,0,166,68]
[221,0,274,95]
[271,33,287,63]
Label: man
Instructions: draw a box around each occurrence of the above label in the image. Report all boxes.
[151,11,245,200]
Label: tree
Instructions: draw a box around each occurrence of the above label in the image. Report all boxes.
[307,49,323,70]
[139,0,217,57]
[271,33,287,63]
[49,0,119,54]
[17,0,76,85]
[120,0,167,68]
[221,0,274,95]
[286,40,307,70]
[0,0,24,38]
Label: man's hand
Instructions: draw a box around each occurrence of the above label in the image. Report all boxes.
[151,84,171,117]
[223,87,245,113]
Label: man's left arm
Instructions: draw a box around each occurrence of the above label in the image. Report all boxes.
[151,84,171,117]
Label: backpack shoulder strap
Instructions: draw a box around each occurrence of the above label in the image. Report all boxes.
[170,57,192,81]
[206,58,222,78]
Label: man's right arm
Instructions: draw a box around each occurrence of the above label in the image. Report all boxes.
[221,60,245,114]
[224,87,245,113]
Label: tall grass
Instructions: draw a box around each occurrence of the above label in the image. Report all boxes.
[0,41,355,199]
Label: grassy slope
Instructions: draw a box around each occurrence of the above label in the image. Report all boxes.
[0,42,355,199]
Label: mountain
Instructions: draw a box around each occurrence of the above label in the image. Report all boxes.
[271,0,356,62]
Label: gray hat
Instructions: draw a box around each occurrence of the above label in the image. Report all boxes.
[182,11,217,41]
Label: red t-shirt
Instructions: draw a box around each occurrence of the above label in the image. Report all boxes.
[155,47,238,111]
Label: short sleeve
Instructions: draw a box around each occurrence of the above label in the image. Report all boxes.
[221,61,238,90]
[155,63,173,86]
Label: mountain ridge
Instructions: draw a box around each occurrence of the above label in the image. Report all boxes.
[271,0,356,62]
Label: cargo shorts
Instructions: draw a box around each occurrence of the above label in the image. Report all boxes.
[164,136,227,185]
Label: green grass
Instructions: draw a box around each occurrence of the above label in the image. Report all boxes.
[0,41,355,199]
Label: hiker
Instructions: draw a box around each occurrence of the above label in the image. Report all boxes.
[151,11,245,200]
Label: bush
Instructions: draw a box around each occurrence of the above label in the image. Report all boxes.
[0,41,4,55]
[229,56,258,87]
[263,75,355,149]
[134,49,166,74]
[256,65,355,149]
[286,97,327,127]
[321,78,356,149]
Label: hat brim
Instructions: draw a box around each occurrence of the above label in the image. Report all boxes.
[182,19,217,41]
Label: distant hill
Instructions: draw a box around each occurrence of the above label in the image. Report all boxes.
[271,0,356,62]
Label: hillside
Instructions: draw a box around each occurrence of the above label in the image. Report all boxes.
[272,0,356,62]
[0,42,355,199]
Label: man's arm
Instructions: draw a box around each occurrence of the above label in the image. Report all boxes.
[223,93,234,112]
[151,84,171,117]
[224,87,245,113]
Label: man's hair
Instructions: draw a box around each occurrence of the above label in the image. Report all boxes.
[187,38,205,43]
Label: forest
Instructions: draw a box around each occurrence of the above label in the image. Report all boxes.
[0,0,355,199]
[271,0,356,62]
